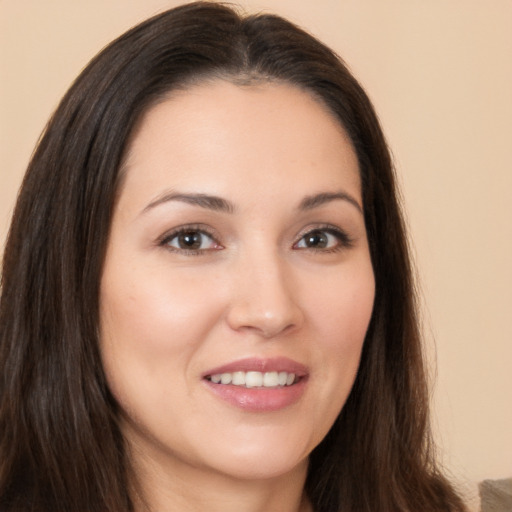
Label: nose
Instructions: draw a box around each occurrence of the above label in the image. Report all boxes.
[226,252,304,338]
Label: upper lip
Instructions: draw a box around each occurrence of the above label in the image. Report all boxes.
[202,357,308,378]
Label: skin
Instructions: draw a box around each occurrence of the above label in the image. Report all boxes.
[100,80,375,512]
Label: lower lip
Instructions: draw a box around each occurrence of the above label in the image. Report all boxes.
[204,378,307,412]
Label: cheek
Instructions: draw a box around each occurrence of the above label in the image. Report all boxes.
[98,264,223,415]
[100,263,221,352]
[305,263,374,414]
[312,262,375,348]
[98,263,229,413]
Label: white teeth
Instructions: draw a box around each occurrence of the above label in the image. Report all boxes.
[245,371,263,388]
[208,371,297,388]
[220,373,232,385]
[263,371,279,387]
[232,371,245,385]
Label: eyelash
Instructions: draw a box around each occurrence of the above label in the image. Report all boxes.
[293,224,354,253]
[158,224,353,256]
[158,224,221,256]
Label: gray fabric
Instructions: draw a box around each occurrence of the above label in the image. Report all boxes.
[479,478,512,512]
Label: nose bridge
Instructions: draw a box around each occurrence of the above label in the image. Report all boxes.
[226,245,303,337]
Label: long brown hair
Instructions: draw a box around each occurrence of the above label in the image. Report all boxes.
[0,3,467,511]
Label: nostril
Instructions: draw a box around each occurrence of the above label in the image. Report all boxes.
[227,308,302,339]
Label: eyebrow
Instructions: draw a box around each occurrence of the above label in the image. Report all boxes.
[143,192,235,214]
[299,192,363,214]
[142,190,362,216]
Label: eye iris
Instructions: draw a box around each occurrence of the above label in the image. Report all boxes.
[178,231,202,249]
[305,230,328,248]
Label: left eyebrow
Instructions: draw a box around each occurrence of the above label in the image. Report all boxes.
[299,192,363,214]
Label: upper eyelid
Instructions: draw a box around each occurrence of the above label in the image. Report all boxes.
[295,223,350,239]
[158,224,220,245]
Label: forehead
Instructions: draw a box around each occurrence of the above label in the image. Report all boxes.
[119,80,361,209]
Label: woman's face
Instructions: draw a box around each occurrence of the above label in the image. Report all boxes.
[100,81,375,483]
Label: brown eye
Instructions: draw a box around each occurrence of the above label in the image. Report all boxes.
[177,231,203,249]
[294,227,352,251]
[164,230,219,252]
[302,230,329,248]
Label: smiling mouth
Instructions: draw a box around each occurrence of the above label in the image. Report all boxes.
[205,371,298,388]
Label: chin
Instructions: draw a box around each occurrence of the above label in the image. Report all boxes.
[191,427,314,482]
[209,452,309,482]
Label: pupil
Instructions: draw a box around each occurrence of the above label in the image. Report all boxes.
[306,231,327,248]
[179,232,201,249]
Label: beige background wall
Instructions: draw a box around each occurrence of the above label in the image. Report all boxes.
[1,1,511,508]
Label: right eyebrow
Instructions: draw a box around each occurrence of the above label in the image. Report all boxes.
[141,192,236,215]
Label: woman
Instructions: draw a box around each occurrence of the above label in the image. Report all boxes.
[0,2,468,511]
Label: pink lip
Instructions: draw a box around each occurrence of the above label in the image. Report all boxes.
[202,357,309,413]
[202,357,308,378]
